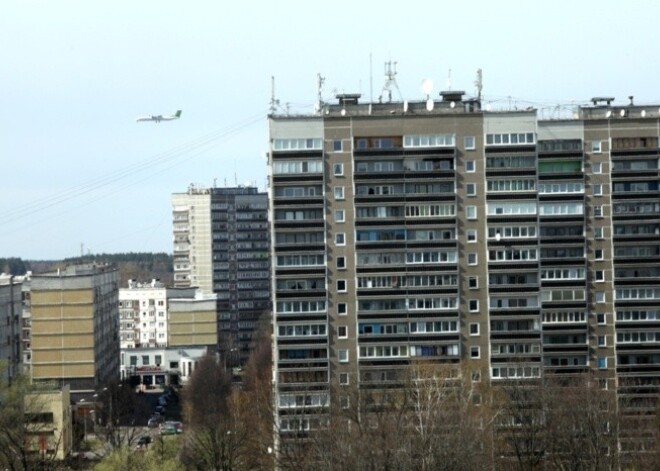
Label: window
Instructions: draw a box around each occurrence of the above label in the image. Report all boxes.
[598,335,607,347]
[336,256,346,269]
[470,346,480,359]
[596,313,606,324]
[337,303,347,316]
[339,372,349,385]
[595,291,605,303]
[468,253,478,266]
[596,270,605,282]
[468,277,478,289]
[592,162,602,174]
[464,136,476,150]
[466,183,477,196]
[337,325,348,338]
[142,355,149,366]
[469,299,479,312]
[339,349,349,363]
[335,233,346,245]
[467,229,477,243]
[469,323,480,336]
[337,280,347,292]
[595,249,603,260]
[334,186,345,200]
[594,227,604,239]
[592,141,602,153]
[333,140,342,152]
[467,206,477,220]
[335,209,345,222]
[466,160,475,172]
[593,206,603,218]
[594,184,602,196]
[597,357,607,369]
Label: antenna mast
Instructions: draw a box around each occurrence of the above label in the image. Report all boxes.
[379,61,402,103]
[475,69,483,100]
[316,73,325,112]
[269,76,280,114]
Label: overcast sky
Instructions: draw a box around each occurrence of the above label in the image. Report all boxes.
[2,0,659,260]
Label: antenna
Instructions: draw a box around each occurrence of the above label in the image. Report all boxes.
[447,68,452,90]
[316,73,325,112]
[475,69,483,100]
[269,76,280,114]
[379,61,402,103]
[369,53,373,103]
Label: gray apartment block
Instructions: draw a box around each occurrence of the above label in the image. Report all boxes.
[172,185,270,366]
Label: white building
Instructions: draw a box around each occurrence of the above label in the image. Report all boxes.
[120,346,209,386]
[118,280,196,349]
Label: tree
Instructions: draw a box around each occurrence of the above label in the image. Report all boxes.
[0,373,67,471]
[179,354,238,470]
[93,436,183,471]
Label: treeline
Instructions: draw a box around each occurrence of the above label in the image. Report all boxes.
[2,253,174,287]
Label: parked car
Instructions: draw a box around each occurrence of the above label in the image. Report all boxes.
[159,424,176,436]
[164,420,183,433]
[147,415,164,428]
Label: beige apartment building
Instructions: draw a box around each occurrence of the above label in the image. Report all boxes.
[29,264,119,402]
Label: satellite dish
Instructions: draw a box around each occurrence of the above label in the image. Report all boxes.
[619,109,626,117]
[485,103,492,111]
[426,99,434,111]
[450,101,456,109]
[403,100,409,112]
[605,110,612,118]
[421,78,434,96]
[341,108,346,116]
[641,110,647,118]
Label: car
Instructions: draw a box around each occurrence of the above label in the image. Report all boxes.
[164,420,183,433]
[159,424,176,436]
[147,415,164,428]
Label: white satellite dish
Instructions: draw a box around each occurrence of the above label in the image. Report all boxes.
[341,108,346,116]
[641,110,647,118]
[450,101,456,109]
[426,99,434,111]
[421,78,434,96]
[403,100,409,112]
[485,103,492,112]
[619,109,626,117]
[606,110,612,118]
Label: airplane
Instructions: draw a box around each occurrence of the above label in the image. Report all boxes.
[136,110,182,123]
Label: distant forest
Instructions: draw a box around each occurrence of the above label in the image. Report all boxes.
[0,253,174,287]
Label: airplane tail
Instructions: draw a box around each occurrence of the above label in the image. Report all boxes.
[174,110,182,118]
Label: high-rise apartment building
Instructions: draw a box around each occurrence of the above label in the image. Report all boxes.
[0,274,22,382]
[172,185,270,365]
[29,264,119,402]
[268,93,659,437]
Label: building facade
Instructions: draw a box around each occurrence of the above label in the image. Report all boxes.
[172,185,270,366]
[29,264,120,402]
[0,274,22,382]
[118,280,198,349]
[268,94,659,438]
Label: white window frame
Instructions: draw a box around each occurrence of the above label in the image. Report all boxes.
[470,346,481,359]
[464,136,476,150]
[467,206,477,220]
[467,229,477,243]
[337,303,347,316]
[592,141,602,153]
[594,183,603,196]
[469,323,480,336]
[339,349,349,363]
[466,160,476,172]
[468,253,478,266]
[335,209,345,223]
[336,256,346,270]
[334,186,345,200]
[466,183,477,197]
[592,162,602,174]
[333,162,344,175]
[469,299,479,312]
[337,279,347,292]
[335,233,346,246]
[337,325,348,339]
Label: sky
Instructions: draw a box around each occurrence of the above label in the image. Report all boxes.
[2,0,660,260]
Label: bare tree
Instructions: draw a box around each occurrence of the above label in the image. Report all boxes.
[0,373,66,471]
